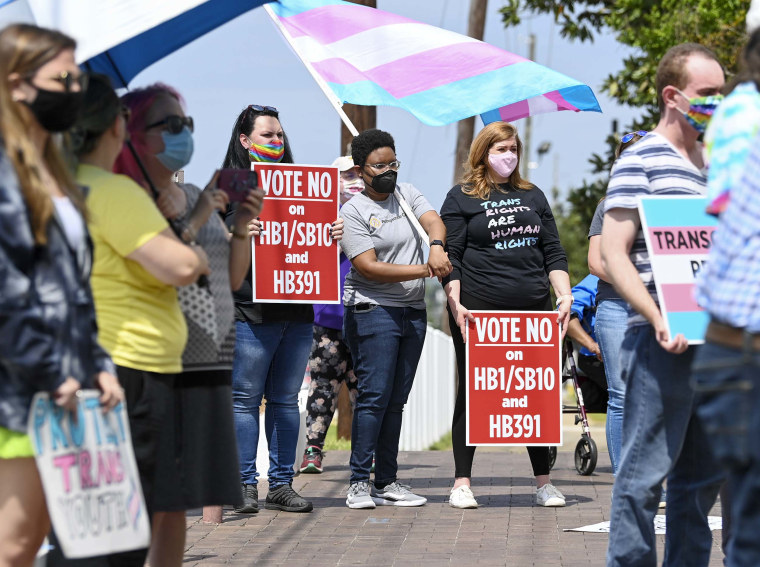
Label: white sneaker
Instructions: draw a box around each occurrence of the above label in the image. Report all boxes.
[371,481,427,507]
[346,481,375,509]
[536,483,566,507]
[449,485,478,509]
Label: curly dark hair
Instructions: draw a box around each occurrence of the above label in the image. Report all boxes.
[222,105,294,169]
[350,128,395,167]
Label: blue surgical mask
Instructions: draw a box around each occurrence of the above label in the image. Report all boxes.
[156,126,194,171]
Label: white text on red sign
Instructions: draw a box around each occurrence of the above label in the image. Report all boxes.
[259,168,333,198]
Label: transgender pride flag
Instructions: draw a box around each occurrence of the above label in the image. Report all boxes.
[269,0,601,126]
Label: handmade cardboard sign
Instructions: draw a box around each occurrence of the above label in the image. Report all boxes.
[28,391,150,558]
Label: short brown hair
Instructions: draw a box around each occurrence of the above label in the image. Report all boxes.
[655,43,721,112]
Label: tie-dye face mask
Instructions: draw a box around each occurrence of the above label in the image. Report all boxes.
[675,89,724,134]
[247,138,285,162]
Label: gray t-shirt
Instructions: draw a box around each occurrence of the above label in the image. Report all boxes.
[340,182,433,308]
[588,200,621,304]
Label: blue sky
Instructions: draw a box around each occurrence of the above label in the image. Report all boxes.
[129,1,642,210]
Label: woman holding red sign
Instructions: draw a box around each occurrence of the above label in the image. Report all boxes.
[222,105,315,515]
[441,121,572,509]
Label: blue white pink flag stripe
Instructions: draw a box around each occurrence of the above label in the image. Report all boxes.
[270,0,601,126]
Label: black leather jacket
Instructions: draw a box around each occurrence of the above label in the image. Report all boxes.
[0,149,115,433]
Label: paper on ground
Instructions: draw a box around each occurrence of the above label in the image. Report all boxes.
[565,516,722,534]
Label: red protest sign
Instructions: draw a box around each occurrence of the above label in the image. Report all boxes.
[251,163,340,303]
[466,311,562,446]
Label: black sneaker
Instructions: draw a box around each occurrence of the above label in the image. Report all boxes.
[234,483,259,514]
[265,483,313,513]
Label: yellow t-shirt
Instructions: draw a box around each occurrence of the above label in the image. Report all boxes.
[78,164,187,374]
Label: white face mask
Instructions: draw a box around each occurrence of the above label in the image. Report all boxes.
[488,151,518,178]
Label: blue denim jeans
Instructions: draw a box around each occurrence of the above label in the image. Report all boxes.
[344,304,427,486]
[595,298,629,474]
[693,340,760,567]
[231,320,312,488]
[606,325,723,567]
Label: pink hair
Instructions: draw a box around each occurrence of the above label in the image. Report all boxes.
[113,83,184,188]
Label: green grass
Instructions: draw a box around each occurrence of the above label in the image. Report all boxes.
[323,427,454,451]
[323,426,352,451]
[427,430,452,451]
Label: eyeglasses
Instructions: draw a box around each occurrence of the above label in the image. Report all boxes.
[30,70,89,92]
[365,160,401,173]
[145,115,194,134]
[621,130,648,144]
[248,104,278,114]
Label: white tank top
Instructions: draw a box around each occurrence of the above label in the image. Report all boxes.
[53,196,85,250]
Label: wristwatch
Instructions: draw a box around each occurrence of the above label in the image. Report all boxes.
[430,239,445,248]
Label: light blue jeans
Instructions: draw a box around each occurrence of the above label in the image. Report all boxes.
[231,320,312,488]
[693,340,760,567]
[606,325,723,567]
[595,298,629,474]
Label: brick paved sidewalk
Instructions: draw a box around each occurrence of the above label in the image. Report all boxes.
[183,447,724,566]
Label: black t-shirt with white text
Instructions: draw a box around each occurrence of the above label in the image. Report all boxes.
[441,183,568,307]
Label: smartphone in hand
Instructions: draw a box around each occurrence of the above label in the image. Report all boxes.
[217,169,258,202]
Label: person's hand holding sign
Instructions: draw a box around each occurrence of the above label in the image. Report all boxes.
[330,217,344,241]
[653,312,689,354]
[95,371,124,412]
[54,377,82,413]
[555,295,572,340]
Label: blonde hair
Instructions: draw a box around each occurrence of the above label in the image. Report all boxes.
[460,121,532,200]
[0,24,83,245]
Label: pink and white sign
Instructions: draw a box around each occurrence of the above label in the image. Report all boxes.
[638,196,719,344]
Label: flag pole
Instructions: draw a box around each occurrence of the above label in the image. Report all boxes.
[264,3,431,246]
[264,4,359,136]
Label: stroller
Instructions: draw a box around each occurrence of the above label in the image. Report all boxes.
[547,340,608,475]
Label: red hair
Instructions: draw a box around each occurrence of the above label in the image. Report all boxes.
[113,83,184,187]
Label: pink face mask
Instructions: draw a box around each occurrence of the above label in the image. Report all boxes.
[340,178,365,204]
[488,151,518,178]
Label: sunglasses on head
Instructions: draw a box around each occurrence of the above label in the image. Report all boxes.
[28,70,89,93]
[621,130,648,144]
[145,115,194,134]
[248,104,278,114]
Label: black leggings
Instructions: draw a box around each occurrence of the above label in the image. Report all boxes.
[450,291,552,479]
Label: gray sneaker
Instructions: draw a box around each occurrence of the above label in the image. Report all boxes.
[371,481,427,507]
[346,481,375,509]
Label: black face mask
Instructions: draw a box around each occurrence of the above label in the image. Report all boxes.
[23,86,84,132]
[368,169,397,194]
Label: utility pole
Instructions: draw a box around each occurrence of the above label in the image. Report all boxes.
[452,0,488,185]
[339,0,377,155]
[336,0,377,441]
[520,33,536,180]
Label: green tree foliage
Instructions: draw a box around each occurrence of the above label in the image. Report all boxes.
[502,0,749,282]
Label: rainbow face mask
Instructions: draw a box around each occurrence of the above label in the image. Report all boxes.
[248,139,285,162]
[675,89,724,134]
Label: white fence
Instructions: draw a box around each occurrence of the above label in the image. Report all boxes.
[399,326,457,450]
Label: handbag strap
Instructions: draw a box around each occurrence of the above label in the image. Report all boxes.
[393,189,429,247]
